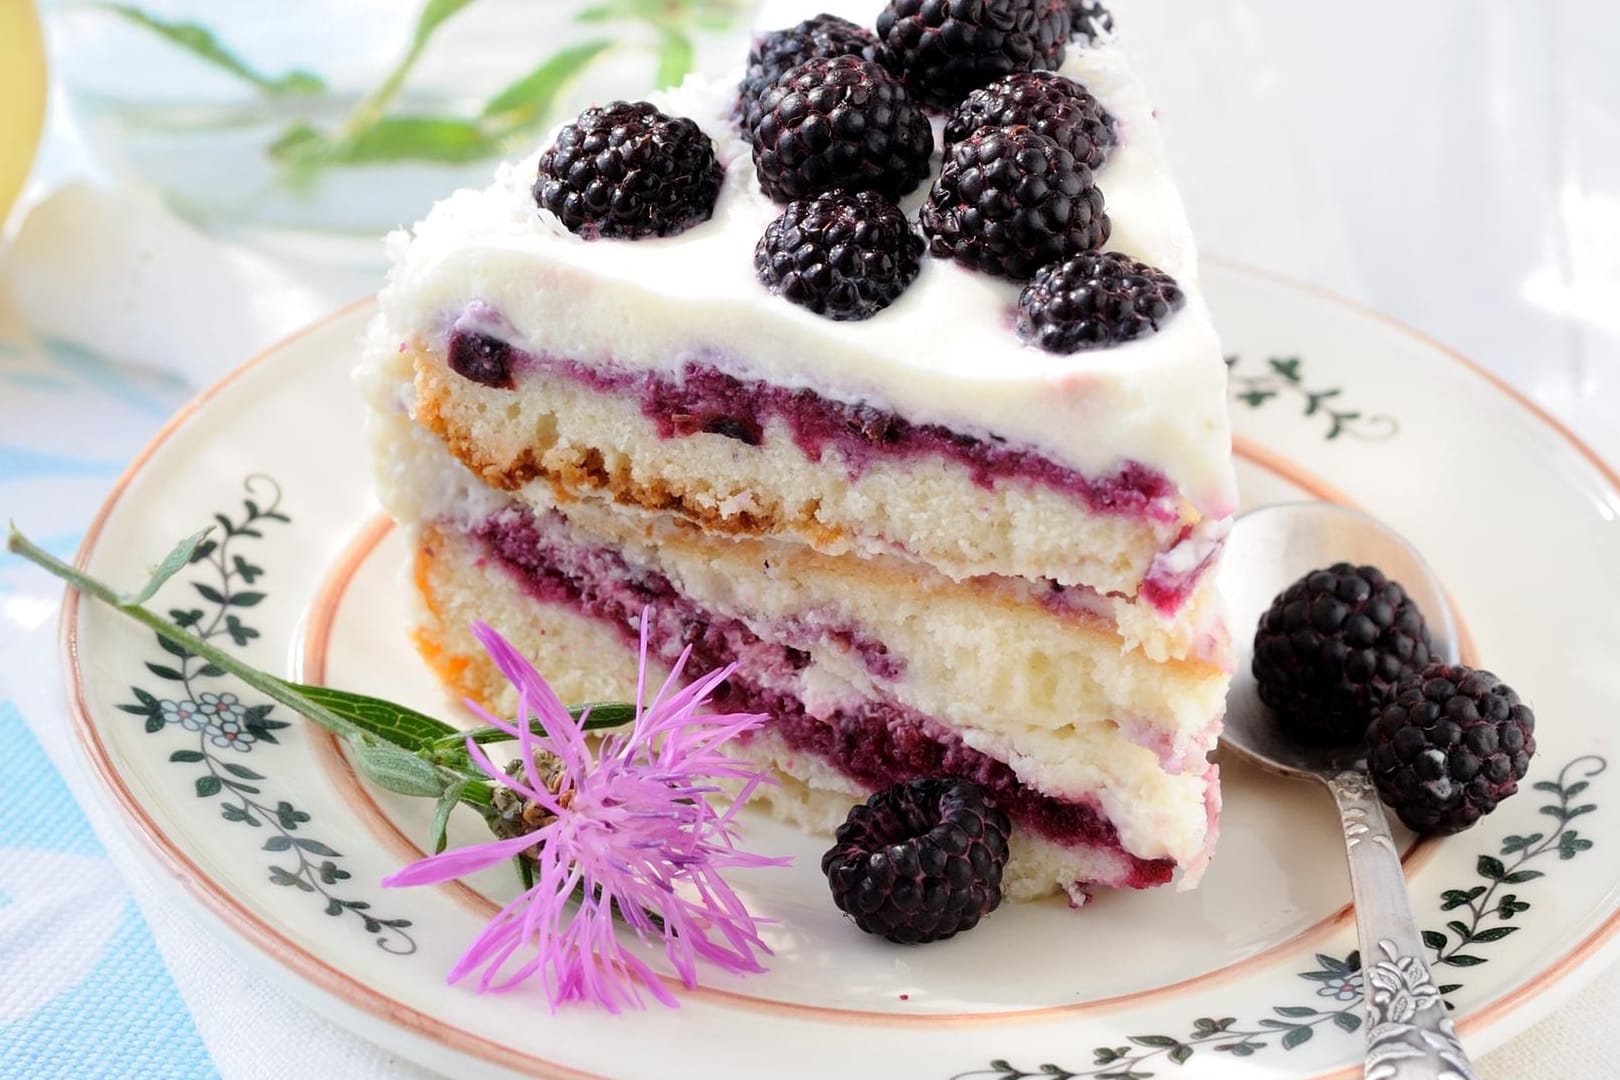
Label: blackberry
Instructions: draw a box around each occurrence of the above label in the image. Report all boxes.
[1368,664,1536,834]
[944,71,1116,172]
[534,101,723,240]
[754,190,924,320]
[1252,563,1435,745]
[877,0,1070,109]
[822,777,1011,944]
[920,125,1109,279]
[737,14,879,128]
[448,329,515,389]
[749,55,934,203]
[1067,0,1114,41]
[1016,251,1184,353]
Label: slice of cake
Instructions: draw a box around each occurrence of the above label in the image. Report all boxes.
[361,0,1236,903]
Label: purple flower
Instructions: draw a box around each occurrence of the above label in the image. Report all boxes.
[382,617,785,1012]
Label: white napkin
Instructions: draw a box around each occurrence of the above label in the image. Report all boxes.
[0,620,439,1080]
[2,182,375,386]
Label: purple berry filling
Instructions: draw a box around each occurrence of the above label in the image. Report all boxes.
[445,310,1179,523]
[470,504,1175,886]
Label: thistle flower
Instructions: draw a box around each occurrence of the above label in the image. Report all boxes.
[382,618,785,1012]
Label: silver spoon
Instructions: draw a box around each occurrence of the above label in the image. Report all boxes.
[1220,502,1477,1080]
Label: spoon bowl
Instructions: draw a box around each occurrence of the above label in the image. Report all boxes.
[1217,501,1480,1079]
[1219,501,1462,779]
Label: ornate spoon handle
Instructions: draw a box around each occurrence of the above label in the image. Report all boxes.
[1326,769,1479,1080]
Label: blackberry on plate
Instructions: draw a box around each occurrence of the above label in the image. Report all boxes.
[1067,0,1114,41]
[920,125,1109,279]
[877,0,1070,109]
[821,777,1011,944]
[1016,251,1183,353]
[944,71,1116,171]
[755,189,924,320]
[534,101,723,240]
[1368,664,1536,834]
[737,14,878,128]
[1252,562,1435,745]
[748,55,934,203]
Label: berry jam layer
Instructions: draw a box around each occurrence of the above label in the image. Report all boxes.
[465,502,1183,886]
[447,313,1181,523]
[406,336,1218,600]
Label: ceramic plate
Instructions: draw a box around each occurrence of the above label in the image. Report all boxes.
[64,262,1620,1079]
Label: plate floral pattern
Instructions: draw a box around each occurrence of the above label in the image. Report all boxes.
[65,266,1620,1079]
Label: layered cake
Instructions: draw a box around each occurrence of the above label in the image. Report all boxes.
[361,0,1237,902]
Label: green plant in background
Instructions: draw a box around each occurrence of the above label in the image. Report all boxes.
[94,0,744,169]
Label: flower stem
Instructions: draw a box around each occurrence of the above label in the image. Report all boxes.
[9,523,369,746]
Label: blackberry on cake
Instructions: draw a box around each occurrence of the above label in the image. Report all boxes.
[748,55,934,203]
[1367,664,1536,834]
[1252,563,1435,745]
[737,14,879,127]
[921,124,1109,279]
[1017,251,1185,353]
[755,189,924,320]
[1067,0,1114,42]
[877,0,1070,109]
[822,777,1011,943]
[362,0,1236,905]
[944,71,1116,172]
[534,101,723,240]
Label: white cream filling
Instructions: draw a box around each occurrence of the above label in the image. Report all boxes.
[369,1,1237,518]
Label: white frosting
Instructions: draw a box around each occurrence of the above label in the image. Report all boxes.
[372,0,1237,518]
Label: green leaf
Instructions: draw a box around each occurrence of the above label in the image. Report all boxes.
[411,0,479,46]
[431,780,467,854]
[1280,1026,1313,1051]
[1441,953,1487,967]
[1471,926,1518,943]
[169,750,205,763]
[1422,929,1448,951]
[1441,886,1486,909]
[285,682,458,749]
[145,715,166,734]
[1447,919,1471,939]
[118,526,213,605]
[1333,1012,1361,1033]
[1268,356,1302,383]
[91,5,325,96]
[482,40,615,130]
[195,775,222,798]
[194,582,226,604]
[263,835,293,852]
[144,662,184,681]
[1560,831,1593,859]
[454,700,638,746]
[224,762,264,780]
[228,591,265,607]
[1566,781,1589,798]
[1501,869,1545,884]
[349,738,447,798]
[654,30,694,89]
[1477,855,1507,880]
[1127,1035,1177,1048]
[1168,1045,1193,1065]
[271,116,497,166]
[1272,1006,1316,1018]
[1312,953,1350,974]
[293,837,341,856]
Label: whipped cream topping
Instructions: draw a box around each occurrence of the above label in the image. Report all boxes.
[372,0,1237,519]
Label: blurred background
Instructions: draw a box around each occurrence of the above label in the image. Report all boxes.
[1,1,1617,1077]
